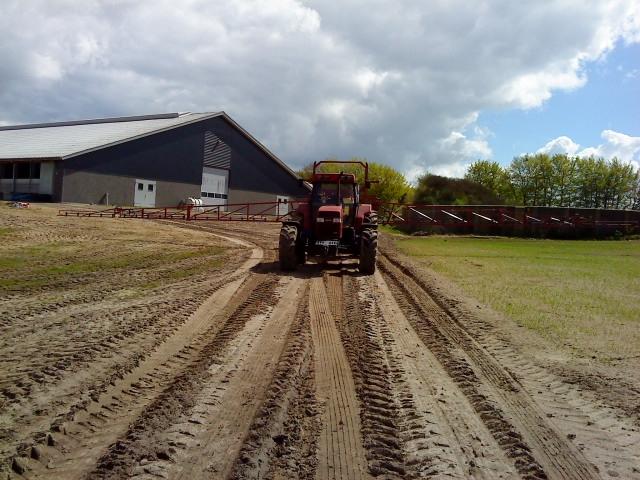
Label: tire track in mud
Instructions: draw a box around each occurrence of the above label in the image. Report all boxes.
[123,276,305,480]
[1,262,241,404]
[372,270,518,479]
[380,239,640,478]
[480,334,640,479]
[339,271,436,479]
[309,275,369,480]
[2,266,251,476]
[0,250,241,331]
[229,283,320,480]
[7,238,263,479]
[379,253,599,479]
[90,276,278,478]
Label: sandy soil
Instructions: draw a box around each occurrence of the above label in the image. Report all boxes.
[1,210,639,479]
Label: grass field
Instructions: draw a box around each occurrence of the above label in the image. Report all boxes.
[393,235,640,361]
[0,204,228,294]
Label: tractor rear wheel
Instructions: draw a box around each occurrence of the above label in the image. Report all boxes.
[279,225,298,271]
[359,228,378,274]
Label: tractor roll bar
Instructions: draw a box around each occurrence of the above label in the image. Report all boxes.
[312,160,378,194]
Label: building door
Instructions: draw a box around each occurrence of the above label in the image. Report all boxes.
[134,179,156,207]
[201,167,228,206]
[276,195,290,216]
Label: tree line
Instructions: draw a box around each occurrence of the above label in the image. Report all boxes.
[465,154,640,209]
[299,154,640,210]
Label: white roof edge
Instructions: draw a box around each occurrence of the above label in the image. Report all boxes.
[0,112,182,131]
[61,112,223,160]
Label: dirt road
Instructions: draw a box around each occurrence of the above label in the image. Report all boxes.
[2,219,639,479]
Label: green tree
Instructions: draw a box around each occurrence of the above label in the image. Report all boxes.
[550,154,577,207]
[465,160,513,203]
[414,174,502,205]
[298,158,414,204]
[633,174,640,210]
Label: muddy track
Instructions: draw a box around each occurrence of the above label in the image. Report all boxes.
[3,229,263,478]
[379,253,596,479]
[5,222,640,479]
[89,274,284,479]
[378,245,640,479]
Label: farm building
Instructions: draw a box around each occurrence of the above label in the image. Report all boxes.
[0,112,309,208]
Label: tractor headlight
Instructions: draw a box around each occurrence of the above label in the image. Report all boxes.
[332,217,341,223]
[316,217,324,222]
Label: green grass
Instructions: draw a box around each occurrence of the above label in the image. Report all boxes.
[0,242,225,290]
[395,236,640,361]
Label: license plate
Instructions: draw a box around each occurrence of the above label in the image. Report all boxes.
[316,240,339,247]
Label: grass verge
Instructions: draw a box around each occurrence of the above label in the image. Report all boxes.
[394,235,640,361]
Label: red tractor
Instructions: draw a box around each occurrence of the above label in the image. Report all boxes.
[279,160,378,274]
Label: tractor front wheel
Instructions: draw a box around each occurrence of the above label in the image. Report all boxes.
[359,228,378,274]
[279,225,298,271]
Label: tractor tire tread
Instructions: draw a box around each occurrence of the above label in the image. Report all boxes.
[279,225,298,271]
[359,227,378,274]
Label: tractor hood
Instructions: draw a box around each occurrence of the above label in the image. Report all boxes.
[314,205,342,240]
[316,205,342,217]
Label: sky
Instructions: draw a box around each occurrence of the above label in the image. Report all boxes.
[0,0,639,181]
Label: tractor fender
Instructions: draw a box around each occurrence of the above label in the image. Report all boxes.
[356,204,378,229]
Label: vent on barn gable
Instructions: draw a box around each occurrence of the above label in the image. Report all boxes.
[204,131,231,169]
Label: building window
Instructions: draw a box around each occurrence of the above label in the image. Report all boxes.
[137,183,144,190]
[0,163,12,179]
[15,163,30,179]
[30,162,40,179]
[148,184,154,192]
[201,191,227,199]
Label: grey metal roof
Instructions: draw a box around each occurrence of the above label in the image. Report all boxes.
[0,112,218,160]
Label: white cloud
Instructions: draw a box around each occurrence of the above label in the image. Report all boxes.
[433,128,492,177]
[625,68,639,79]
[0,0,639,175]
[537,136,581,156]
[538,130,640,170]
[579,130,640,169]
[428,162,472,179]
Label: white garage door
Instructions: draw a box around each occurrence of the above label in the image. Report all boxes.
[201,167,228,206]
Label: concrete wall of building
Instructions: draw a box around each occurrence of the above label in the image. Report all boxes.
[62,171,134,205]
[155,179,200,206]
[0,179,15,198]
[62,170,199,206]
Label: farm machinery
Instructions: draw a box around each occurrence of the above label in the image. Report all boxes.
[278,160,379,274]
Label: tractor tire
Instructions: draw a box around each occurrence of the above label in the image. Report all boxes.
[296,238,306,265]
[363,211,378,226]
[359,228,378,274]
[279,225,298,271]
